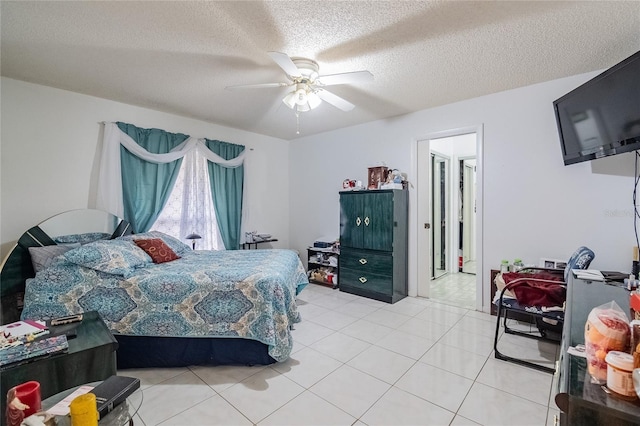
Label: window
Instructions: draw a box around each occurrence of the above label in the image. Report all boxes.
[151,149,225,250]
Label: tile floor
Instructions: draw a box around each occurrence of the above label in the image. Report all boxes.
[429,272,476,310]
[120,284,560,425]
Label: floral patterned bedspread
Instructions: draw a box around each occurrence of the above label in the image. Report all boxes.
[22,249,308,361]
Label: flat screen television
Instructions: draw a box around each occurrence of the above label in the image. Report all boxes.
[554,50,640,166]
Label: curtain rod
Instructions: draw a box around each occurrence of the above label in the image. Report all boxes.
[98,121,253,150]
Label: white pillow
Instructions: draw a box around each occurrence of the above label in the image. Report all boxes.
[29,243,81,273]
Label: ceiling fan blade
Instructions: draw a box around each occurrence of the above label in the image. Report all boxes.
[316,89,355,111]
[225,82,289,90]
[267,51,301,78]
[317,70,373,86]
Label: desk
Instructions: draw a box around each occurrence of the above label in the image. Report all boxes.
[555,278,640,425]
[0,311,118,416]
[241,239,278,249]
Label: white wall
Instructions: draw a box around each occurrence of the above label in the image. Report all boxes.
[290,70,637,312]
[0,78,291,258]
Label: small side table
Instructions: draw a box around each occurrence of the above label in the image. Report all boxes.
[40,380,143,425]
[241,238,278,249]
[0,311,118,415]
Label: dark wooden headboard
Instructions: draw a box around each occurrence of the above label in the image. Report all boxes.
[0,209,131,324]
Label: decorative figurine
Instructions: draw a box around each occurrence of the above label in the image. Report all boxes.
[5,388,27,426]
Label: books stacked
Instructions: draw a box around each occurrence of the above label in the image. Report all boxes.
[0,334,68,367]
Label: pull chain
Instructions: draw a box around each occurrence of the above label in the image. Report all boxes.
[295,111,300,135]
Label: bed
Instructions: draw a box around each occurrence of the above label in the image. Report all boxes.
[0,209,308,368]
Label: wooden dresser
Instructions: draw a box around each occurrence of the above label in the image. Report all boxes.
[338,189,408,303]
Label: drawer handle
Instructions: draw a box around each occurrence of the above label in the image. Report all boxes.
[356,217,362,226]
[364,216,370,226]
[359,258,367,265]
[359,276,367,283]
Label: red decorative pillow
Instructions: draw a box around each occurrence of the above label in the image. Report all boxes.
[134,238,180,264]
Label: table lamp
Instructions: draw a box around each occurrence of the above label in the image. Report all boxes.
[186,233,201,250]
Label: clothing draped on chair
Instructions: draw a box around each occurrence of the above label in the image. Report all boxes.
[96,122,246,249]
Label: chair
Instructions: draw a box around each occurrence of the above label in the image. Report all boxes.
[493,247,595,373]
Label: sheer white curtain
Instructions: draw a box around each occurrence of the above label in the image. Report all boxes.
[152,149,225,250]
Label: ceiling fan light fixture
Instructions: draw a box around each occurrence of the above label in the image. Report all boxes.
[294,87,308,106]
[307,91,322,109]
[282,91,297,109]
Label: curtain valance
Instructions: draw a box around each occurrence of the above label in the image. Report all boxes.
[96,122,246,219]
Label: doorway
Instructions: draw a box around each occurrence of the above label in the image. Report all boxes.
[417,130,481,310]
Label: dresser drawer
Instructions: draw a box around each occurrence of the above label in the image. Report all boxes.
[340,249,393,277]
[339,267,392,296]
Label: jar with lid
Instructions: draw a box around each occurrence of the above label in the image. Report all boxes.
[500,260,510,273]
[512,259,524,272]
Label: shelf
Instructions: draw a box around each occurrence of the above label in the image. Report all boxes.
[308,261,336,267]
[308,246,339,254]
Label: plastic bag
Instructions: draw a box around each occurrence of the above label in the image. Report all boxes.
[584,300,630,383]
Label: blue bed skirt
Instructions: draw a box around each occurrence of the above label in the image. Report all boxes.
[114,335,276,369]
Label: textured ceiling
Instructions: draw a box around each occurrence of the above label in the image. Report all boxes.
[2,1,639,140]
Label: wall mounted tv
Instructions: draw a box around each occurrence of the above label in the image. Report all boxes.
[554,50,640,166]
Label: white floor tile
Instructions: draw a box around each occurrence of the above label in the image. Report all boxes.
[291,319,335,346]
[464,309,496,323]
[458,382,548,426]
[494,335,558,370]
[450,414,482,425]
[311,293,353,310]
[296,300,331,320]
[395,362,473,412]
[333,300,382,318]
[476,358,553,406]
[272,347,343,388]
[119,367,189,388]
[361,308,412,328]
[158,394,252,425]
[310,331,371,363]
[420,342,488,380]
[381,298,428,316]
[309,364,391,418]
[361,387,455,426]
[416,306,466,327]
[427,301,471,315]
[439,326,496,357]
[454,314,501,338]
[308,310,359,330]
[220,367,305,423]
[136,370,216,425]
[258,390,356,425]
[189,364,265,393]
[347,345,415,384]
[374,329,436,360]
[339,318,394,344]
[398,317,451,341]
[499,330,559,356]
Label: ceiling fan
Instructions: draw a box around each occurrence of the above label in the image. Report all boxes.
[226,51,373,113]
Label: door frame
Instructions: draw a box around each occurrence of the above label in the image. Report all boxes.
[411,124,484,312]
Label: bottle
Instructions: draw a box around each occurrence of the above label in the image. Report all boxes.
[513,259,524,272]
[500,260,509,273]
